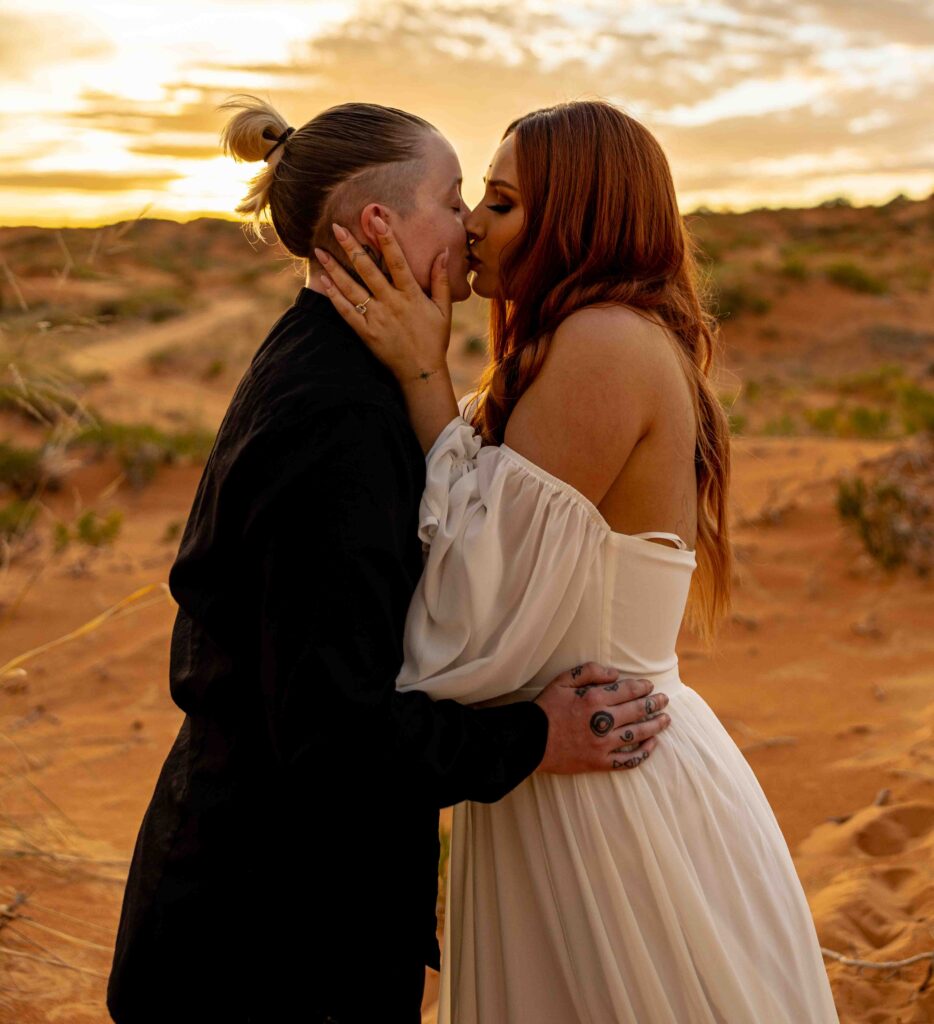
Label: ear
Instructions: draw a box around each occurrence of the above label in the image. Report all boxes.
[358,202,391,248]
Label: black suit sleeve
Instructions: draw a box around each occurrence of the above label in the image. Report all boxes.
[248,400,549,808]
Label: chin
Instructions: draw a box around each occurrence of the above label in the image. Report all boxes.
[450,275,473,303]
[469,275,493,299]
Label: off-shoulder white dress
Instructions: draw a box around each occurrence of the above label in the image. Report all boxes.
[396,406,839,1024]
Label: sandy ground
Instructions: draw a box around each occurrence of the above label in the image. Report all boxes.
[0,285,932,1023]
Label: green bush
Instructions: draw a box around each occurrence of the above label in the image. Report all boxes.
[837,476,921,570]
[70,420,215,487]
[762,413,798,436]
[715,281,772,318]
[0,499,37,540]
[780,257,809,281]
[95,287,191,323]
[463,335,486,356]
[825,261,887,295]
[899,384,934,434]
[76,508,122,546]
[0,441,45,496]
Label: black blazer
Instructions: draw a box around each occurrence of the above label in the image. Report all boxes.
[106,287,549,1023]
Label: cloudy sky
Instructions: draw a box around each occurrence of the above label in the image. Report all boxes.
[2,0,932,226]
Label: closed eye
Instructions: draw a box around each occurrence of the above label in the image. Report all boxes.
[487,204,512,213]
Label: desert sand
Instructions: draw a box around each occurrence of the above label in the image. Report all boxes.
[0,199,932,1022]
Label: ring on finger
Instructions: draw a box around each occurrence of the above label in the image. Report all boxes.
[354,295,372,315]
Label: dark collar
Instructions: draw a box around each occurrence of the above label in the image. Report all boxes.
[291,285,401,394]
[293,285,350,325]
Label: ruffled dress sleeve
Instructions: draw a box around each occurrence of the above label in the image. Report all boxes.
[396,409,610,706]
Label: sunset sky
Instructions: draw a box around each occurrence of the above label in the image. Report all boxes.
[2,0,932,227]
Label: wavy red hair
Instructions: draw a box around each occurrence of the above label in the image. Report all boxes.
[466,100,733,645]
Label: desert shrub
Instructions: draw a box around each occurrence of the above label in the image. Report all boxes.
[52,508,123,550]
[146,345,184,374]
[804,406,842,435]
[727,413,746,434]
[825,261,887,295]
[832,364,905,402]
[463,335,486,356]
[762,413,798,436]
[76,508,122,546]
[848,406,892,438]
[714,281,772,318]
[70,420,215,487]
[899,384,934,434]
[780,257,809,281]
[203,358,225,380]
[0,441,45,496]
[0,498,37,540]
[805,402,893,439]
[162,519,183,543]
[866,324,934,356]
[898,264,932,293]
[837,472,931,573]
[95,287,191,323]
[0,372,86,424]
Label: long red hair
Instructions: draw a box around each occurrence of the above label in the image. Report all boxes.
[466,100,733,645]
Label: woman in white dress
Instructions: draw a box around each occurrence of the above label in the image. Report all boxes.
[319,100,838,1023]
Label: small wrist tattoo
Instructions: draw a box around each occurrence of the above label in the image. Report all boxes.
[413,368,440,383]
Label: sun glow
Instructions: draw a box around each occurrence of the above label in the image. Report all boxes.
[1,0,931,226]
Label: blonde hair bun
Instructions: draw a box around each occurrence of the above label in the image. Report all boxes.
[217,93,293,225]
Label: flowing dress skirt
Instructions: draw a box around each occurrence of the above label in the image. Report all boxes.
[437,676,839,1024]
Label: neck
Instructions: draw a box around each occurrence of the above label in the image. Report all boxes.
[304,263,328,294]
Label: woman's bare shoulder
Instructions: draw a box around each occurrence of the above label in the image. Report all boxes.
[545,303,675,387]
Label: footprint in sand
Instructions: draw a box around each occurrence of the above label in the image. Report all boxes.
[799,800,934,858]
[853,802,934,857]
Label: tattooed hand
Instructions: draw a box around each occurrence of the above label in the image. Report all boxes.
[533,663,671,774]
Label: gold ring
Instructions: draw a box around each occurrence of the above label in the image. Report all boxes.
[354,296,372,315]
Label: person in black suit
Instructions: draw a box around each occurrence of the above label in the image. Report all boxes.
[106,96,672,1024]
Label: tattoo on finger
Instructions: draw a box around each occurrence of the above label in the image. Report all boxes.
[571,665,583,679]
[575,687,589,698]
[590,711,614,737]
[603,681,620,691]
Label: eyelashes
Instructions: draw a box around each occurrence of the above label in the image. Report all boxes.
[487,204,512,214]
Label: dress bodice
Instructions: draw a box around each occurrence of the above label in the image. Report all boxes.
[466,445,697,709]
[394,410,697,710]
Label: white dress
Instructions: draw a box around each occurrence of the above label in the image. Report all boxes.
[396,407,839,1024]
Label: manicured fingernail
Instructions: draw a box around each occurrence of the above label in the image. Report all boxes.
[320,274,332,290]
[373,215,388,235]
[314,247,330,264]
[332,223,348,241]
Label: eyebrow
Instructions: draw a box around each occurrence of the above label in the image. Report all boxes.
[483,176,519,192]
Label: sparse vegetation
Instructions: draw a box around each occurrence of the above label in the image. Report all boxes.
[463,335,486,356]
[780,257,810,281]
[837,437,933,574]
[162,519,183,544]
[70,419,216,487]
[714,280,772,318]
[0,498,38,541]
[865,324,934,356]
[96,286,192,324]
[0,441,46,496]
[825,261,887,295]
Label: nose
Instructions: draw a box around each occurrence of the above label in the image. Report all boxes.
[464,204,484,244]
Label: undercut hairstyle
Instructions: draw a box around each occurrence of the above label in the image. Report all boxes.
[218,94,435,279]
